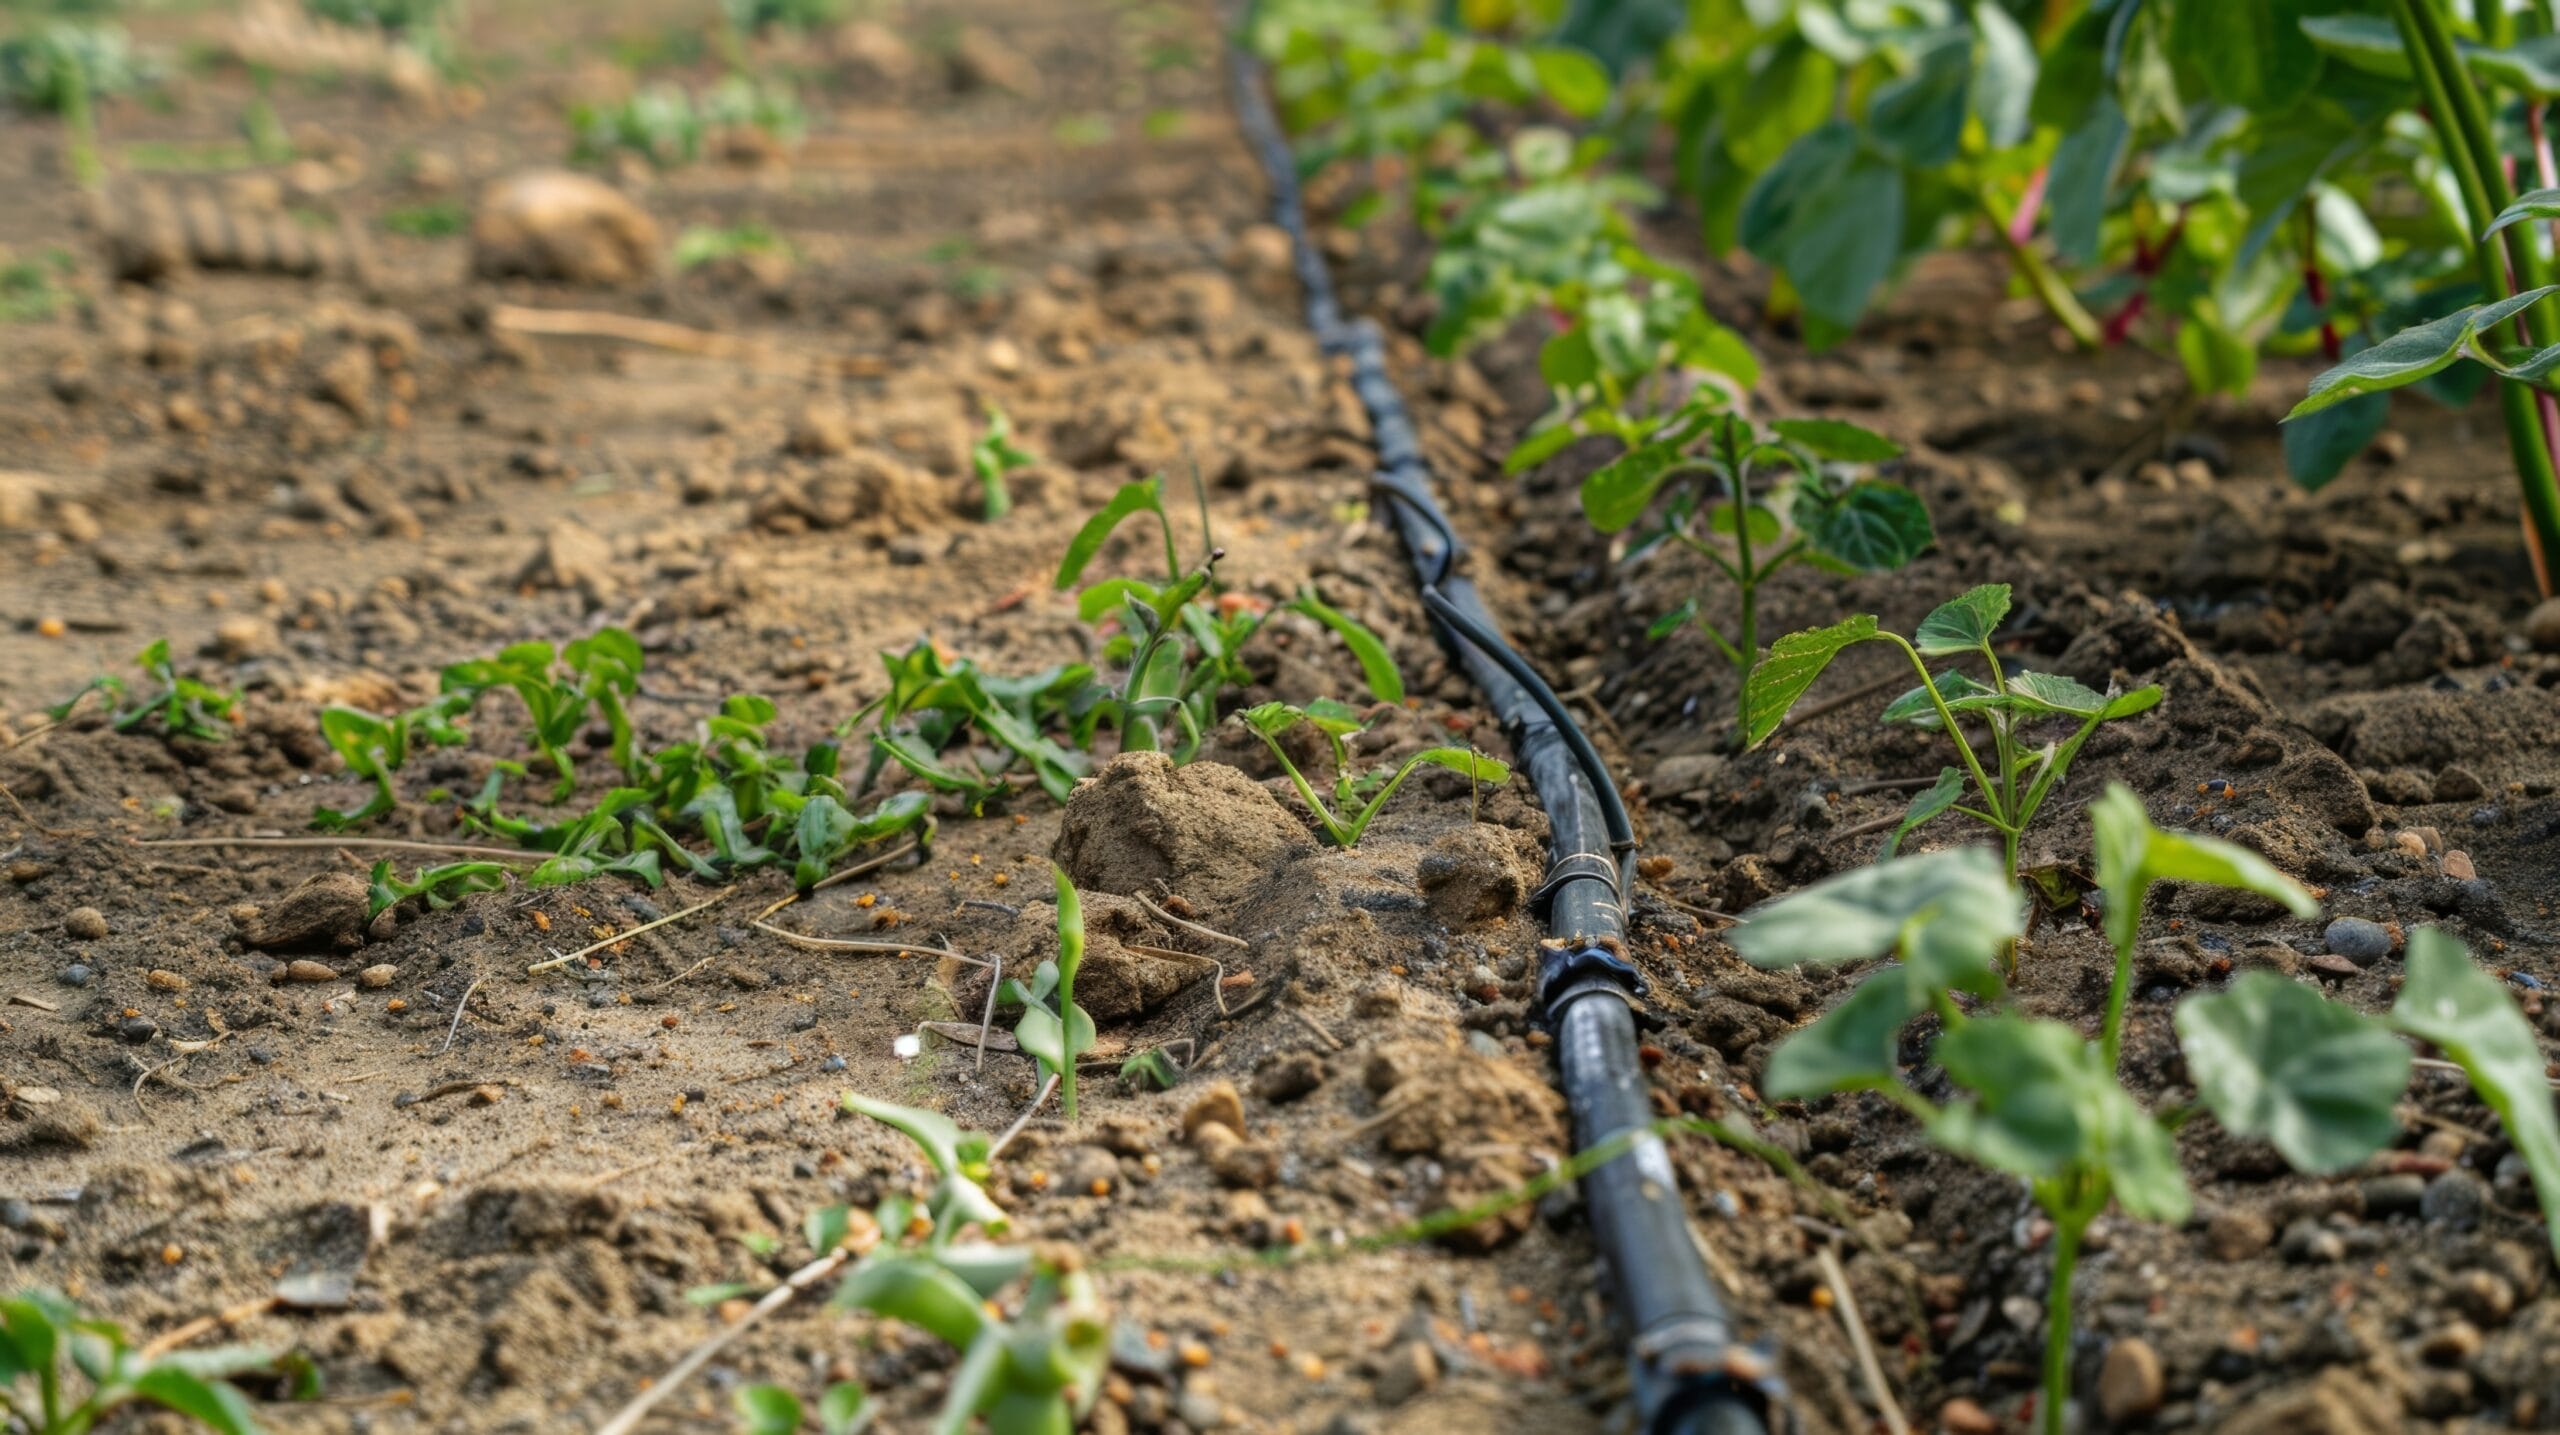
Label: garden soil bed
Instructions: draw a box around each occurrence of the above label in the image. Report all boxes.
[3,2,2558,1434]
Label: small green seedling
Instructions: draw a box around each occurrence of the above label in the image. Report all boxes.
[1735,791,2411,1435]
[697,1096,1104,1433]
[1,1285,313,1434]
[1583,409,1931,742]
[1118,1047,1183,1092]
[969,403,1038,522]
[720,0,843,34]
[1240,701,1510,847]
[672,222,788,271]
[48,639,240,743]
[439,628,643,802]
[1744,584,2161,877]
[571,79,801,169]
[0,247,75,324]
[732,1381,870,1435]
[1000,866,1097,1121]
[311,692,473,828]
[381,201,466,237]
[364,859,506,920]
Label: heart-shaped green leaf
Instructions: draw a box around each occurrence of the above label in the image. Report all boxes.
[2176,972,2409,1172]
[1763,974,1919,1100]
[1741,613,1878,746]
[1732,845,2021,1003]
[1913,584,2011,655]
[2392,927,2560,1264]
[1801,479,1932,572]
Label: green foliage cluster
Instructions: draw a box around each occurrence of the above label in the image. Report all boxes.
[1741,583,2159,875]
[1738,785,2560,1435]
[712,1093,1107,1435]
[570,76,804,169]
[49,638,239,743]
[0,247,76,323]
[2,1287,314,1434]
[0,22,141,114]
[1239,700,1509,847]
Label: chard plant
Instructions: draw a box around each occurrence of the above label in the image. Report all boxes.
[705,1095,1106,1435]
[1743,584,2161,878]
[1577,407,1930,742]
[1,1286,314,1434]
[969,403,1037,523]
[999,866,1097,1122]
[48,639,239,743]
[1239,700,1510,847]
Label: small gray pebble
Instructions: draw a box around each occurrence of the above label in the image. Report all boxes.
[2423,1171,2490,1232]
[2471,805,2504,826]
[2323,917,2393,966]
[819,1055,846,1073]
[2278,1219,2344,1263]
[116,1016,158,1043]
[56,964,92,987]
[2362,1173,2426,1218]
[0,1198,31,1230]
[716,926,750,947]
[460,914,485,936]
[620,894,664,922]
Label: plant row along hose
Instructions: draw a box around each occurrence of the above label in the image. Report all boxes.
[1226,37,1781,1435]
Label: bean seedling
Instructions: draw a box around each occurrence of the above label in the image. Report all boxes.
[1239,700,1510,847]
[1580,408,1930,742]
[1742,584,2160,877]
[364,859,507,920]
[48,638,240,743]
[968,402,1038,522]
[701,1095,1105,1434]
[999,865,1097,1121]
[1,1285,314,1434]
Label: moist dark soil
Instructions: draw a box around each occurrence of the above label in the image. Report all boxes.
[3,3,2558,1435]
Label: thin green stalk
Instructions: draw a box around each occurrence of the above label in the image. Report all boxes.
[2040,1197,2089,1435]
[2396,0,2560,591]
[1982,187,2102,350]
[59,58,99,191]
[1723,423,1761,739]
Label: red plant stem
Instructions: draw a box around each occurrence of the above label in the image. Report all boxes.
[2009,165,2049,247]
[2303,208,2342,362]
[2101,290,2148,345]
[2104,204,2190,344]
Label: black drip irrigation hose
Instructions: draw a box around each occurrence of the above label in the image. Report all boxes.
[1226,39,1783,1435]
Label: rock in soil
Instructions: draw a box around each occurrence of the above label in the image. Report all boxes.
[63,906,109,940]
[1415,824,1540,926]
[1052,753,1312,914]
[2098,1336,2165,1423]
[1361,1034,1562,1158]
[237,873,370,952]
[470,170,660,284]
[1181,1081,1246,1141]
[1253,1050,1325,1104]
[2323,917,2393,966]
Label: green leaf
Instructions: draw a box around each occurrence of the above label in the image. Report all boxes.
[1770,418,1902,463]
[1740,613,1878,747]
[132,1365,261,1435]
[1739,122,1905,335]
[834,1256,990,1349]
[735,1384,805,1435]
[1502,422,1581,475]
[1529,46,1610,118]
[1866,34,1971,169]
[1401,747,1512,785]
[930,1327,1007,1435]
[2466,36,2560,97]
[2176,315,2258,399]
[2283,389,2387,491]
[1054,478,1165,588]
[2297,14,2406,79]
[2001,671,2109,717]
[2287,288,2559,420]
[1879,766,1965,859]
[820,1383,872,1435]
[1705,501,1782,547]
[1969,1,2037,148]
[2176,972,2409,1173]
[1912,584,2010,656]
[1879,670,1997,728]
[1290,589,1404,704]
[1931,1016,2194,1224]
[2090,784,2317,960]
[2488,187,2560,241]
[2391,928,2560,1265]
[1801,480,1932,573]
[1732,846,2022,1002]
[842,1093,979,1181]
[2047,100,2127,265]
[1764,972,1920,1099]
[1581,441,1696,532]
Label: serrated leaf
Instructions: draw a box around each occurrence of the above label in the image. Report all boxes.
[2002,671,2109,716]
[2177,973,2409,1172]
[2391,928,2560,1264]
[1770,417,1903,462]
[1764,973,1919,1099]
[1879,766,1965,858]
[1913,584,2011,655]
[1740,614,1878,747]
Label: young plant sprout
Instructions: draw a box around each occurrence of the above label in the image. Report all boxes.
[1743,584,2160,877]
[364,859,506,920]
[1578,408,1931,742]
[1734,790,2407,1435]
[1,1285,314,1433]
[1239,700,1511,847]
[703,1095,1105,1435]
[1000,865,1097,1121]
[969,402,1038,521]
[48,638,240,742]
